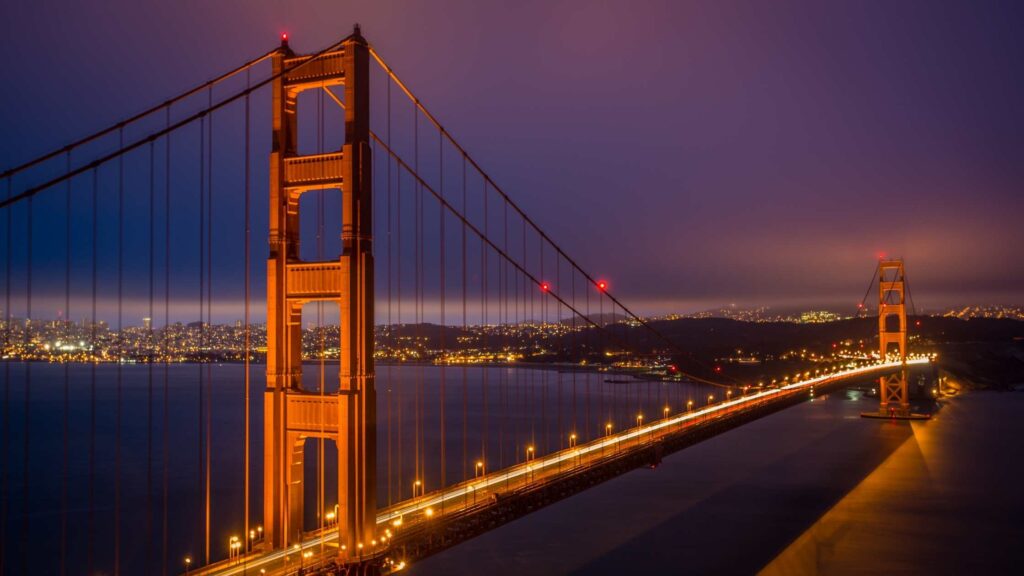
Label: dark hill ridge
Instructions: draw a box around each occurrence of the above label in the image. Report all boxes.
[378,316,1023,356]
[620,316,1024,354]
[374,317,1024,387]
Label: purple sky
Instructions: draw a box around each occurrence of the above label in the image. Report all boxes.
[2,0,1022,320]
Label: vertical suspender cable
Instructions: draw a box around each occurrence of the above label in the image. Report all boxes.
[197,113,205,563]
[61,152,71,576]
[1,175,9,576]
[417,119,425,490]
[513,220,521,467]
[385,67,393,509]
[162,108,171,576]
[481,181,487,468]
[396,161,402,499]
[500,201,508,470]
[147,140,155,573]
[526,218,533,454]
[556,255,561,454]
[460,153,467,483]
[243,67,251,559]
[438,132,446,503]
[585,271,591,439]
[115,125,124,576]
[539,240,546,454]
[522,218,528,463]
[413,105,421,492]
[205,90,213,566]
[88,168,97,575]
[23,174,34,576]
[2,176,9,576]
[600,284,606,427]
[572,265,578,440]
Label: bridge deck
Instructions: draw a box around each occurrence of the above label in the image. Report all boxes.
[194,358,930,576]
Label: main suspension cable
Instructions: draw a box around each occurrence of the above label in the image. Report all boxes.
[0,49,276,180]
[2,33,359,210]
[370,133,666,359]
[368,46,693,362]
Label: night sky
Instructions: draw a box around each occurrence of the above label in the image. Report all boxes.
[2,0,1022,322]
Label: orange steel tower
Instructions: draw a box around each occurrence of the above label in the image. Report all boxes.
[877,259,909,416]
[264,26,376,556]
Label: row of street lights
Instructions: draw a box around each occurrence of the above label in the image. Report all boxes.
[398,369,887,533]
[179,388,763,576]
[180,362,904,576]
[402,387,769,507]
[390,361,908,547]
[182,524,265,573]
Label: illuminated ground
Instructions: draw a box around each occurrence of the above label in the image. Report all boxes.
[409,390,1024,575]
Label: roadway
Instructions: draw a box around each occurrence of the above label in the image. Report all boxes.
[193,357,931,576]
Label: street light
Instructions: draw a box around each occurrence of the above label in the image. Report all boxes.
[184,557,192,576]
[413,479,422,497]
[301,549,312,570]
[636,414,643,446]
[663,406,670,419]
[687,399,694,412]
[707,394,714,405]
[605,423,612,436]
[569,433,577,448]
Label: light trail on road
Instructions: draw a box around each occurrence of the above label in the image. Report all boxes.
[198,357,931,576]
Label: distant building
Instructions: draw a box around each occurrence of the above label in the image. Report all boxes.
[798,310,841,324]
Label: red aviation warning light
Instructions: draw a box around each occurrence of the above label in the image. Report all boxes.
[596,279,608,292]
[540,281,550,293]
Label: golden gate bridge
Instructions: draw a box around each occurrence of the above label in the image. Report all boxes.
[0,26,929,575]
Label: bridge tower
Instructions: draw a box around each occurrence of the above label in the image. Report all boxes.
[264,26,376,557]
[877,259,909,417]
